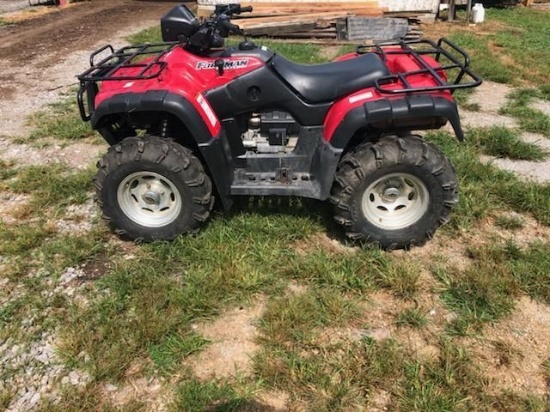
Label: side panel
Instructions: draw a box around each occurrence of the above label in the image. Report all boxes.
[204,65,331,126]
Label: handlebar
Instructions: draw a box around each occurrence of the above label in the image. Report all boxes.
[214,3,253,18]
[188,3,252,52]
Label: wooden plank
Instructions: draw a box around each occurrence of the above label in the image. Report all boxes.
[240,2,379,9]
[237,11,354,29]
[345,17,408,41]
[245,23,317,36]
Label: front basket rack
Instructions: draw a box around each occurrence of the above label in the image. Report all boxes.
[77,42,178,121]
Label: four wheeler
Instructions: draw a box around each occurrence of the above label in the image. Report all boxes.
[77,3,481,249]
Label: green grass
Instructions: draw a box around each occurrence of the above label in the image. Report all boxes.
[396,308,428,328]
[467,126,547,161]
[434,259,519,335]
[399,340,487,411]
[495,214,524,231]
[148,332,209,374]
[500,87,550,137]
[434,240,550,335]
[7,164,93,210]
[442,8,550,85]
[27,96,97,142]
[172,379,259,412]
[426,131,550,228]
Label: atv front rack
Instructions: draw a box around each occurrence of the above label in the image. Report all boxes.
[77,42,178,120]
[357,38,482,94]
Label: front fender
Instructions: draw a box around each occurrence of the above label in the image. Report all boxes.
[91,91,233,209]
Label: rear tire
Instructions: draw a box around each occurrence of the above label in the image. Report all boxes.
[330,136,458,250]
[94,135,213,242]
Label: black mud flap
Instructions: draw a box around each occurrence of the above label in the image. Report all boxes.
[330,95,464,150]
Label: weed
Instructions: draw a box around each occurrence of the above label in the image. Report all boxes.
[467,126,547,161]
[495,215,524,231]
[282,247,384,294]
[0,389,12,410]
[8,164,93,209]
[255,336,405,410]
[126,26,162,44]
[149,332,209,374]
[0,160,17,187]
[434,258,519,334]
[27,97,97,142]
[400,340,486,411]
[492,340,522,367]
[172,380,256,412]
[427,131,550,228]
[0,222,54,257]
[453,89,480,111]
[396,308,428,328]
[259,287,362,345]
[35,387,144,412]
[500,88,550,137]
[58,212,317,380]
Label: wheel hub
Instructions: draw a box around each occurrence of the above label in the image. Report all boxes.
[117,171,182,228]
[362,173,429,230]
[381,185,401,202]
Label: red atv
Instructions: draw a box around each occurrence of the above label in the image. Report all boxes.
[77,3,481,249]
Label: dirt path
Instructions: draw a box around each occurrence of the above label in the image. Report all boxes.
[0,0,180,170]
[0,0,179,138]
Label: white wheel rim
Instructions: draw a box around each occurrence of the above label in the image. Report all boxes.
[117,171,182,228]
[361,173,429,230]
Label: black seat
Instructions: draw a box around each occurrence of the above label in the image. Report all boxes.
[270,52,390,103]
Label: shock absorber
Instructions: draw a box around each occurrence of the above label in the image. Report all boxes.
[159,118,170,139]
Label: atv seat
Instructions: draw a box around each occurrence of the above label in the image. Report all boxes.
[271,53,390,103]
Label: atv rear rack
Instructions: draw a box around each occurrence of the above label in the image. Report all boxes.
[77,42,178,120]
[357,38,482,94]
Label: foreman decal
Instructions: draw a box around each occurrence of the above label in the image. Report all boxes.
[196,59,249,70]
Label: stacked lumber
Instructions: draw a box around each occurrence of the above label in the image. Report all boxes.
[197,2,428,41]
[197,1,386,38]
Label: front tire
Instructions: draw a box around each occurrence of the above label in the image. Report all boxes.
[330,136,458,250]
[94,136,213,242]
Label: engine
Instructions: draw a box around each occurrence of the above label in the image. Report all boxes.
[241,111,300,153]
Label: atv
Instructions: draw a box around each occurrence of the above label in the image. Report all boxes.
[77,3,481,249]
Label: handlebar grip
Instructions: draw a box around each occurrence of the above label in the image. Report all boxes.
[240,6,253,13]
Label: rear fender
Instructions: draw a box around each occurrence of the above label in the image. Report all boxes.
[325,94,464,150]
[91,91,233,209]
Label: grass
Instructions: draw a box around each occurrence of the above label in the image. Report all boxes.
[8,164,94,209]
[500,87,550,137]
[466,126,547,161]
[396,308,428,328]
[495,214,525,231]
[430,8,550,85]
[434,240,550,335]
[26,95,99,143]
[2,8,550,411]
[426,131,550,228]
